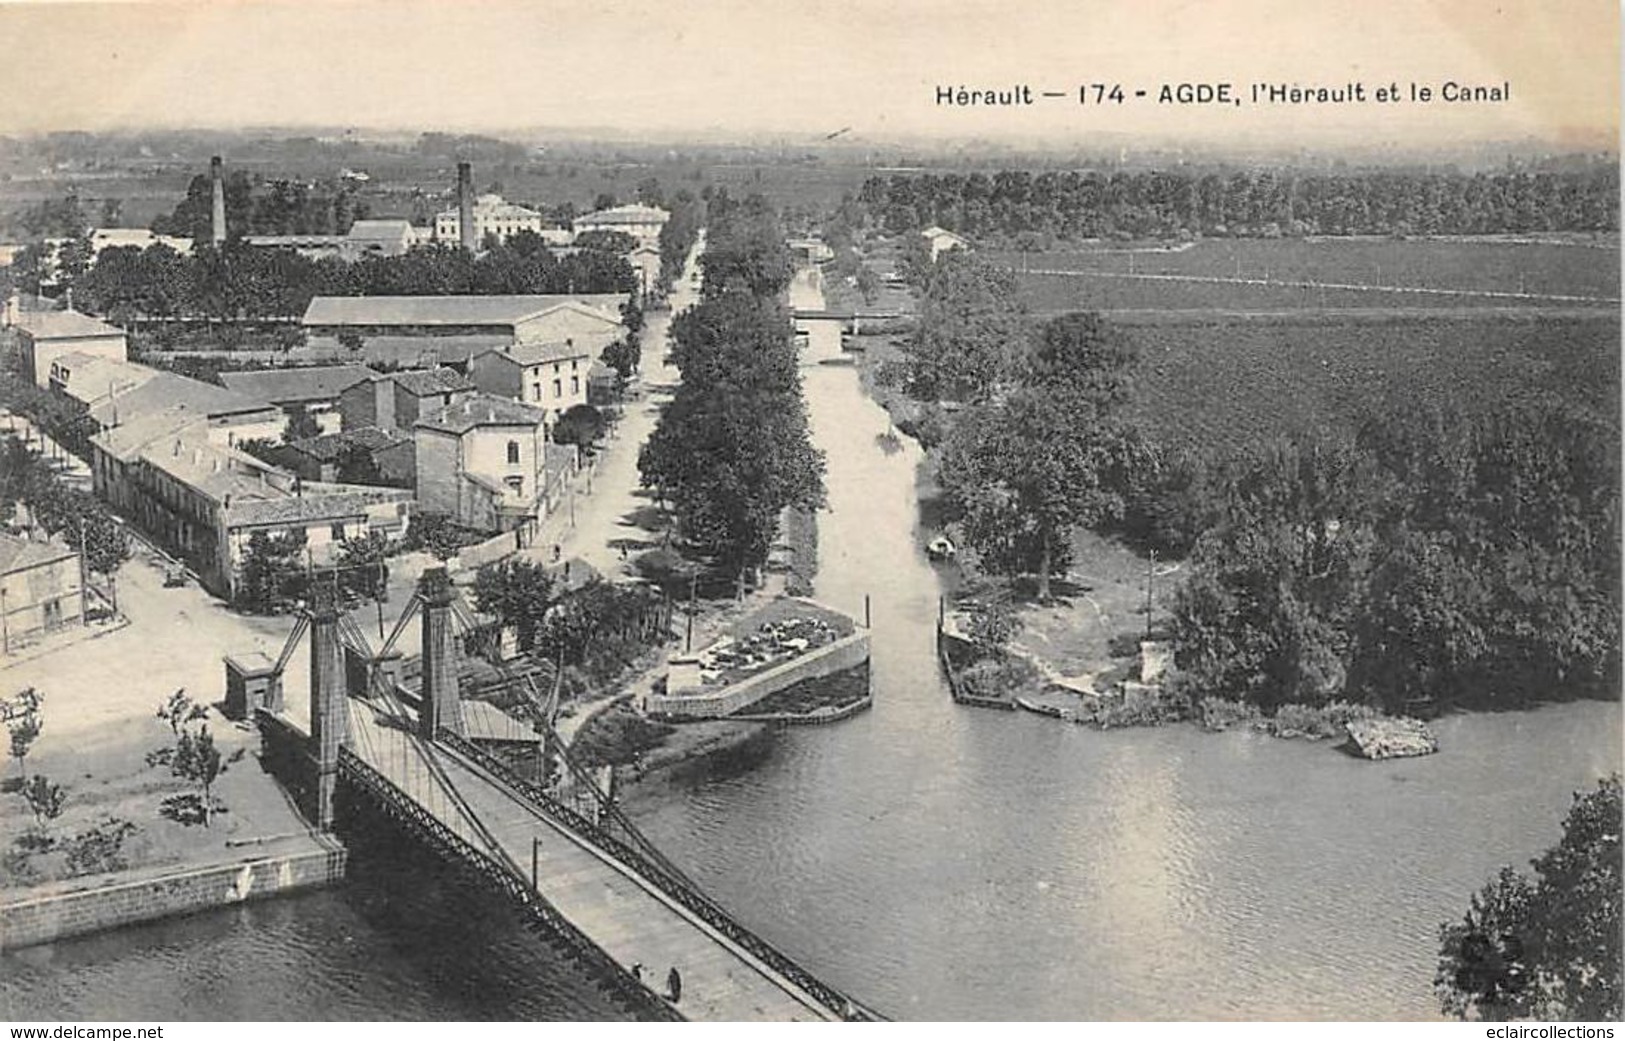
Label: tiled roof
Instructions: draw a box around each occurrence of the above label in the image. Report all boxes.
[390,367,476,397]
[140,438,289,503]
[415,393,547,435]
[51,353,159,400]
[90,405,210,462]
[346,219,415,241]
[0,533,75,575]
[302,294,628,329]
[88,372,275,428]
[220,365,374,404]
[224,487,411,529]
[289,426,408,463]
[477,341,591,367]
[303,334,512,368]
[20,309,125,340]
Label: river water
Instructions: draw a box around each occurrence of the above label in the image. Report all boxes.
[4,271,1619,1021]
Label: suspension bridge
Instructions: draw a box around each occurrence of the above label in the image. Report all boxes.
[245,567,881,1022]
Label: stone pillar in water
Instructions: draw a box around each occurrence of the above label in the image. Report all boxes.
[308,582,348,831]
[419,567,463,739]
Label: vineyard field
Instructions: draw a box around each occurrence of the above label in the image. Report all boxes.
[1120,312,1619,459]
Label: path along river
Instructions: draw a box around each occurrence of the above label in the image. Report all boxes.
[3,268,1618,1021]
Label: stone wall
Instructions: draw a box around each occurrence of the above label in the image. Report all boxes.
[646,630,870,720]
[0,839,347,951]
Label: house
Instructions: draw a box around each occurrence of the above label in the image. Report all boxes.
[220,365,374,436]
[788,238,835,264]
[414,394,550,536]
[341,219,417,257]
[922,225,971,262]
[572,204,670,246]
[48,352,160,411]
[0,533,83,652]
[16,310,128,387]
[89,419,412,599]
[87,227,193,257]
[277,427,415,487]
[627,243,662,297]
[434,194,546,245]
[467,341,593,426]
[86,371,284,446]
[300,294,629,345]
[340,367,477,434]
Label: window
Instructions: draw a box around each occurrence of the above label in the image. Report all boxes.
[553,362,561,374]
[552,379,562,398]
[506,440,520,464]
[504,476,523,494]
[331,522,346,542]
[43,599,62,629]
[532,383,541,401]
[570,376,580,395]
[570,358,578,371]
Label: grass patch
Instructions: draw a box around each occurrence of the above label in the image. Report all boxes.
[734,663,869,717]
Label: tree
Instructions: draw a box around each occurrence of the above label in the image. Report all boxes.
[1437,775,1622,1021]
[8,700,42,781]
[283,407,322,443]
[170,725,230,827]
[966,599,1022,657]
[338,330,365,354]
[236,530,307,612]
[156,688,205,736]
[902,252,1026,404]
[336,533,389,605]
[20,774,66,828]
[552,404,605,449]
[471,558,557,653]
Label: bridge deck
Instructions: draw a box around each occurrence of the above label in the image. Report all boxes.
[346,700,834,1022]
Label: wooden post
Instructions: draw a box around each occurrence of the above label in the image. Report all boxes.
[937,595,945,631]
[531,835,539,891]
[685,572,696,652]
[864,593,871,629]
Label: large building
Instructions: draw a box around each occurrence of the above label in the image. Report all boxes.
[300,294,628,345]
[48,352,160,411]
[244,219,427,261]
[435,194,546,246]
[89,418,411,600]
[16,310,128,388]
[0,533,83,653]
[572,204,670,246]
[220,365,375,436]
[414,394,552,535]
[467,341,593,427]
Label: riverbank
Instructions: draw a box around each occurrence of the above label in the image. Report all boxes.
[1,832,345,951]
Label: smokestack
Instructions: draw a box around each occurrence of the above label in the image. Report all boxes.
[457,161,476,252]
[210,156,226,246]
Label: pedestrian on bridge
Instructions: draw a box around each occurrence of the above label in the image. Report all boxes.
[666,966,682,1004]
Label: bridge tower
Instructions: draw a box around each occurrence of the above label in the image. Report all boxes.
[419,567,464,740]
[307,582,349,831]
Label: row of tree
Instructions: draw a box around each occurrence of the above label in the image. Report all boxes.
[853,165,1620,242]
[1170,399,1620,714]
[150,169,370,242]
[43,231,635,323]
[656,191,703,294]
[638,195,825,589]
[0,435,130,583]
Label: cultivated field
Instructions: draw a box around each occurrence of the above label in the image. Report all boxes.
[1119,311,1620,459]
[998,237,1621,311]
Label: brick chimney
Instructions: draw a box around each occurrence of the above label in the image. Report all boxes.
[457,162,476,253]
[210,156,227,246]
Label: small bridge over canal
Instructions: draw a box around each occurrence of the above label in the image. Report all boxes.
[243,568,880,1022]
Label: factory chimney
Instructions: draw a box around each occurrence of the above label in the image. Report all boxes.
[210,156,227,246]
[457,161,476,252]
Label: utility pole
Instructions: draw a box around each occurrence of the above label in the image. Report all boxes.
[685,571,696,652]
[1145,548,1157,641]
[78,516,89,625]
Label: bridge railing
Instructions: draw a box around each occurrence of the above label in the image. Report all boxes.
[338,746,682,1022]
[436,728,884,1022]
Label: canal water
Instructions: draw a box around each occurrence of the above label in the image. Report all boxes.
[4,271,1619,1021]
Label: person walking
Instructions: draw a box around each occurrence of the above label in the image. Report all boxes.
[666,966,682,1004]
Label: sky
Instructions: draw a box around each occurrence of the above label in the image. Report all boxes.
[0,0,1616,150]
